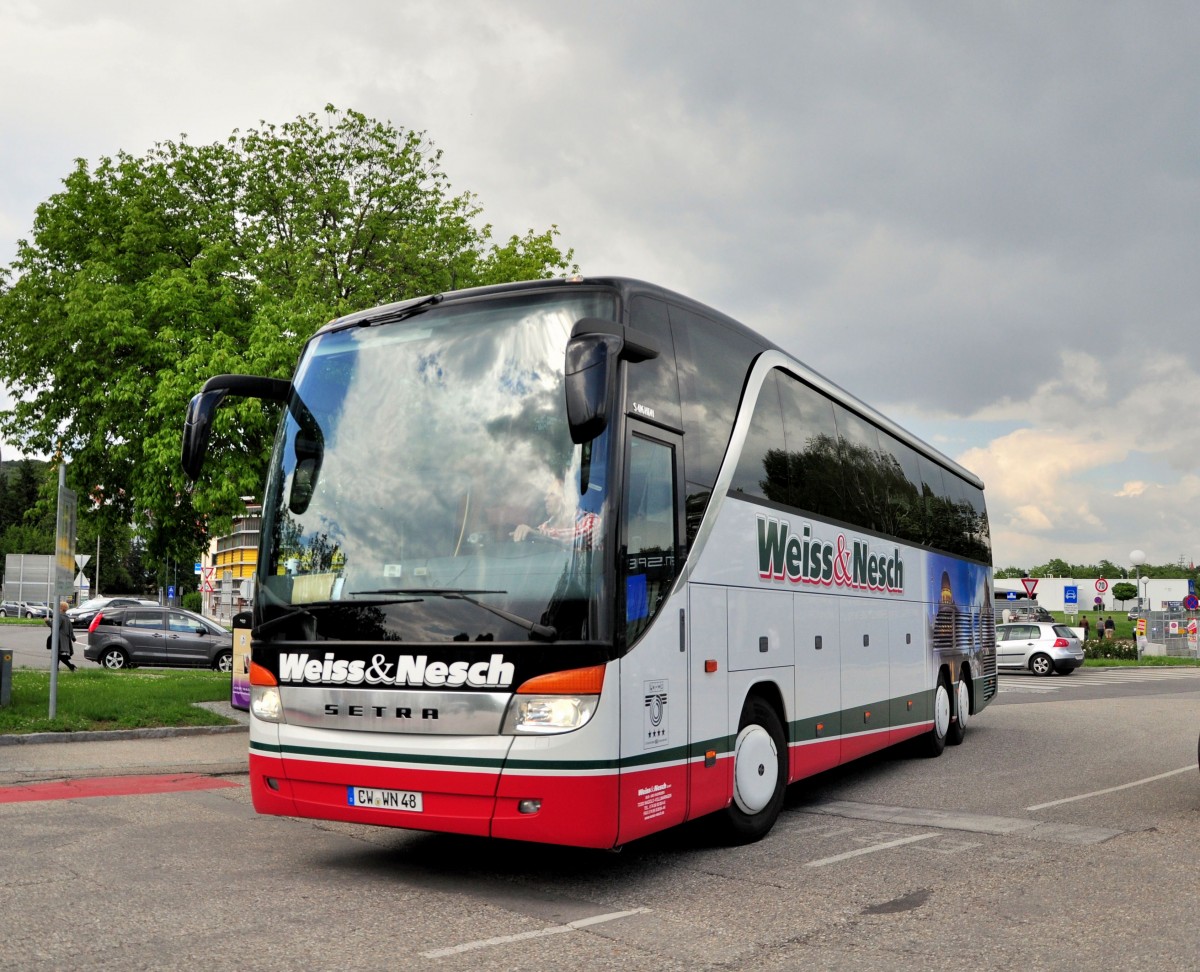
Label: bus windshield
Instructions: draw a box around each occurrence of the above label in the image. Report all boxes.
[257,289,617,644]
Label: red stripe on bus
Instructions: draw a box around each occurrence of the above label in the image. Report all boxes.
[0,774,240,804]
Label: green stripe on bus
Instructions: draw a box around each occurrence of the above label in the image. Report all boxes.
[252,682,943,772]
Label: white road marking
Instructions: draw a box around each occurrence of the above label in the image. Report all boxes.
[1026,766,1197,811]
[804,832,937,867]
[420,907,650,958]
[1000,669,1200,684]
[808,800,1122,844]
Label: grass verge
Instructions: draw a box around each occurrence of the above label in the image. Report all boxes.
[0,669,236,735]
[1085,656,1200,668]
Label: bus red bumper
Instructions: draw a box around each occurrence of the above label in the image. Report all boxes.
[249,750,620,848]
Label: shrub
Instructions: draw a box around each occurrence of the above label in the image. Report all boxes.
[1083,639,1139,661]
[182,591,202,613]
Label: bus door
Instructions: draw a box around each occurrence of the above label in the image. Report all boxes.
[615,424,690,843]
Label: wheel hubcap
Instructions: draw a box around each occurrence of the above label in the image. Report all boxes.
[956,680,970,730]
[732,725,779,814]
[934,684,951,737]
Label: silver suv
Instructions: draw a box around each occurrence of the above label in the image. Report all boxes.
[995,622,1084,676]
[0,600,45,618]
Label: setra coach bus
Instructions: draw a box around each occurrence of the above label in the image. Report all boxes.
[181,276,996,848]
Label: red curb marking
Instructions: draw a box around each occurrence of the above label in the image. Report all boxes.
[0,774,241,804]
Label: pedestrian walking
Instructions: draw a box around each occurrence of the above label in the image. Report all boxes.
[1104,616,1115,639]
[1081,615,1090,640]
[45,600,77,671]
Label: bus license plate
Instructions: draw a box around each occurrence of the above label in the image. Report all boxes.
[347,786,423,812]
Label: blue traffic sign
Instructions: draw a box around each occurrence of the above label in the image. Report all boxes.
[167,585,176,599]
[1064,586,1078,604]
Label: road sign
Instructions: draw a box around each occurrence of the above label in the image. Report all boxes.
[1021,577,1038,597]
[1185,594,1199,611]
[1064,586,1078,604]
[200,566,215,594]
[194,562,203,575]
[1005,592,1018,600]
[1094,577,1109,593]
[54,483,78,598]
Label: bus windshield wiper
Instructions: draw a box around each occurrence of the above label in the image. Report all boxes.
[358,588,558,642]
[352,294,444,329]
[254,597,423,639]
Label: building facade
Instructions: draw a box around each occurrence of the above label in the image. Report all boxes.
[996,576,1195,614]
[206,499,261,623]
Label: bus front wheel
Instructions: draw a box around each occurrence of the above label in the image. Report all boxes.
[719,696,787,844]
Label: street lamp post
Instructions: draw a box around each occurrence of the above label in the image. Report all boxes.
[1130,550,1146,612]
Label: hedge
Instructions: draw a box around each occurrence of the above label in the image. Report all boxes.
[1082,639,1139,661]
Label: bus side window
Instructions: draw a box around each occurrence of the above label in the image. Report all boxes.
[627,296,683,430]
[623,435,678,646]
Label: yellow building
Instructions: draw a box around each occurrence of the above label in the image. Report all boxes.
[207,498,261,622]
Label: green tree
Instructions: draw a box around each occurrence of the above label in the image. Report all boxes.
[0,106,575,575]
[1030,558,1071,578]
[1110,581,1137,607]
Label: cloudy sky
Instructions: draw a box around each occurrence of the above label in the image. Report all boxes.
[1,1,1197,572]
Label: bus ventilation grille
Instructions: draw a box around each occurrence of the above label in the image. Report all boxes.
[980,646,998,701]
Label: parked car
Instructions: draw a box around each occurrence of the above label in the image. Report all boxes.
[67,596,158,629]
[0,600,48,618]
[995,621,1085,676]
[24,602,51,618]
[84,605,233,671]
[1006,608,1055,623]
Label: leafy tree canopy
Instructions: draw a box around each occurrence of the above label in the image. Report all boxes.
[1110,581,1138,605]
[995,560,1198,581]
[0,106,575,572]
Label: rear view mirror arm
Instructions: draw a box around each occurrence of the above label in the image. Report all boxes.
[181,374,290,481]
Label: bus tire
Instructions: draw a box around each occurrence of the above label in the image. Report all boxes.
[719,696,787,844]
[947,676,970,746]
[920,675,951,758]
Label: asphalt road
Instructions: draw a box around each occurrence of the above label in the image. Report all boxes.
[2,620,92,669]
[2,667,1197,971]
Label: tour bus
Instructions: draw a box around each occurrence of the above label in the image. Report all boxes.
[181,276,996,848]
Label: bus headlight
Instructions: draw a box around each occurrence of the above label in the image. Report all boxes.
[250,684,285,724]
[503,695,599,734]
[501,664,606,735]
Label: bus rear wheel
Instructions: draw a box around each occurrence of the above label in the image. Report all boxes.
[947,676,970,746]
[920,675,951,757]
[719,696,787,844]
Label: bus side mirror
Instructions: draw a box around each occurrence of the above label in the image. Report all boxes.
[180,375,290,480]
[565,333,622,444]
[565,318,661,444]
[288,422,325,514]
[181,388,225,481]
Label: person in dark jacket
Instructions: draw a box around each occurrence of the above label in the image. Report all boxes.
[1104,616,1116,639]
[46,600,77,671]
